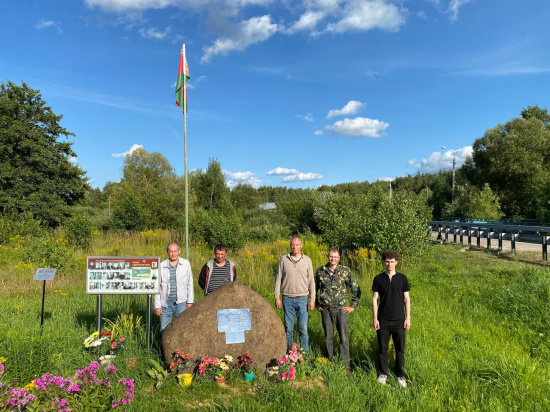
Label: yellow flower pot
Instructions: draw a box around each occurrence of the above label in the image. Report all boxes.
[177,373,193,387]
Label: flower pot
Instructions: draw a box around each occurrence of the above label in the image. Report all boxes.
[99,355,116,365]
[177,373,193,387]
[244,372,255,382]
[215,375,226,385]
[267,366,279,380]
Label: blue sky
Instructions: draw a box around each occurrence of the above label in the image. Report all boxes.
[1,0,550,189]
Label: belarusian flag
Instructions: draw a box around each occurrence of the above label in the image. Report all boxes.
[175,44,190,112]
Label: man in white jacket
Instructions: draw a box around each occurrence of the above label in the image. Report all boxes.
[154,242,194,332]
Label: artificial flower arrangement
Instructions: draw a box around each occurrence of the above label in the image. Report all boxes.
[169,350,190,374]
[277,343,306,381]
[216,355,233,378]
[235,353,254,375]
[83,330,125,356]
[198,354,220,379]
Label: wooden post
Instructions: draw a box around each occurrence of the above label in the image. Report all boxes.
[468,229,472,246]
[460,228,464,244]
[477,230,482,248]
[543,235,548,261]
[487,230,492,249]
[498,232,503,251]
[445,227,449,242]
[511,233,517,255]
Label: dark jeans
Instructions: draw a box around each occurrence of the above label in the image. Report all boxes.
[376,319,406,378]
[321,308,350,368]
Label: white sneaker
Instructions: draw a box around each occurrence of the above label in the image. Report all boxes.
[377,374,387,385]
[397,377,407,387]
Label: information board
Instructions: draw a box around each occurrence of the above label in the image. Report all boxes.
[34,268,57,281]
[86,256,160,295]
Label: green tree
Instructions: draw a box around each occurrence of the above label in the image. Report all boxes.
[111,148,188,229]
[442,184,503,221]
[193,158,230,210]
[112,193,148,231]
[230,183,262,210]
[469,110,550,219]
[0,81,88,226]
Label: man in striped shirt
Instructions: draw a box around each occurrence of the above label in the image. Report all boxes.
[198,244,237,296]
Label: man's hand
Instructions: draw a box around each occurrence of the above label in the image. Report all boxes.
[275,298,282,309]
[186,303,193,309]
[404,318,411,330]
[342,306,354,314]
[316,305,323,312]
[308,301,315,311]
[373,319,380,330]
[154,308,162,317]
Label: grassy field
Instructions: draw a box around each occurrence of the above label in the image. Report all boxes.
[1,231,550,411]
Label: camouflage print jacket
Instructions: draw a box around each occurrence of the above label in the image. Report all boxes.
[315,264,361,309]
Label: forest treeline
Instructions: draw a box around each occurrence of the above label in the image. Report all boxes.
[2,80,550,259]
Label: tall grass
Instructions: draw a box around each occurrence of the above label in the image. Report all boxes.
[1,233,550,410]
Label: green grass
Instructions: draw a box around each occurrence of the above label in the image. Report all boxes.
[1,234,550,411]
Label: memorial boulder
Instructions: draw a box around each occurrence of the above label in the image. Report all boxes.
[162,281,286,371]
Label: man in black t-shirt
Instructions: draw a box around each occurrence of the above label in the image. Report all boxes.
[372,249,411,387]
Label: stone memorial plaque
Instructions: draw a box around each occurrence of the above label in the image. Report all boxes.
[217,308,251,344]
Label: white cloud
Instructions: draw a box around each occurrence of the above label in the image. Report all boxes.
[187,75,207,89]
[314,130,323,136]
[267,167,300,175]
[284,11,325,34]
[139,26,171,39]
[326,100,365,119]
[224,170,262,188]
[448,0,473,21]
[325,117,389,138]
[201,15,277,63]
[35,20,62,33]
[325,1,406,34]
[68,156,78,164]
[408,145,473,173]
[296,113,313,122]
[378,176,394,182]
[112,144,143,158]
[282,172,323,182]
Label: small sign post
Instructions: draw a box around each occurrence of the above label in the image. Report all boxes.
[34,268,57,336]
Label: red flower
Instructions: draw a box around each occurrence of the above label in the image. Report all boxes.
[177,359,182,365]
[111,342,117,349]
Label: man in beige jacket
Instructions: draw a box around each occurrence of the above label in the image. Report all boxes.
[274,236,315,353]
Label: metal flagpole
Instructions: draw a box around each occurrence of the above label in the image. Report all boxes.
[183,45,189,260]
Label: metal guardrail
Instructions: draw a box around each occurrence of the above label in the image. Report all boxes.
[428,220,550,261]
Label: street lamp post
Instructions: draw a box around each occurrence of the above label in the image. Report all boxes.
[441,146,456,202]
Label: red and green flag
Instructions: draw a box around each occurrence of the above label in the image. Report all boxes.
[175,44,190,113]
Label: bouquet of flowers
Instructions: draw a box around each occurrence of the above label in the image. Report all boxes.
[83,331,125,356]
[198,354,219,379]
[215,355,233,378]
[276,344,306,381]
[169,350,190,374]
[235,353,254,374]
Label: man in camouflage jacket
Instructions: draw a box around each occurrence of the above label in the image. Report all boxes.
[315,247,361,370]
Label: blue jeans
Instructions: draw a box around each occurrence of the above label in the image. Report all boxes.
[160,300,187,332]
[282,296,309,353]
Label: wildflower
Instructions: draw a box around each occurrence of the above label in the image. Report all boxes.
[105,364,117,375]
[0,356,6,363]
